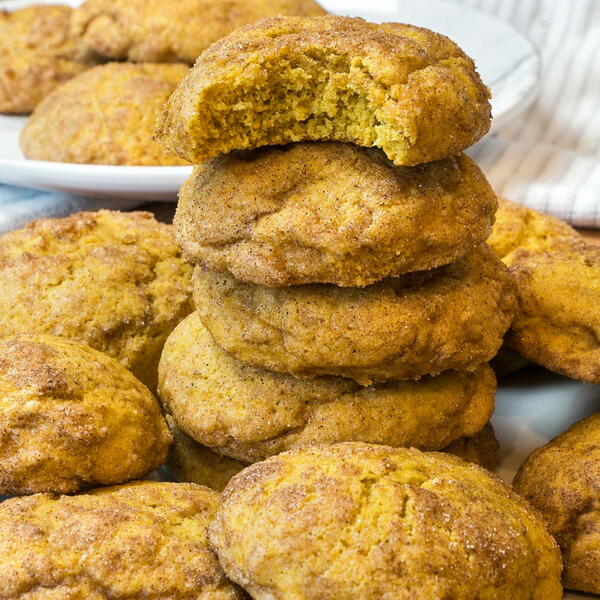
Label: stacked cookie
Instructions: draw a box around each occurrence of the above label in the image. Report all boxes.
[155,15,517,489]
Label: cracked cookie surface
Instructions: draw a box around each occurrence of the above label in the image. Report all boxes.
[507,245,600,383]
[72,0,326,63]
[0,481,246,599]
[488,198,581,265]
[209,443,562,600]
[514,413,600,594]
[20,62,190,165]
[192,244,516,383]
[0,5,96,114]
[0,334,171,495]
[176,144,497,286]
[156,15,491,166]
[489,199,599,383]
[158,312,495,462]
[0,210,193,389]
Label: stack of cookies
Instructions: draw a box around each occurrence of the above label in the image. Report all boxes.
[155,15,517,489]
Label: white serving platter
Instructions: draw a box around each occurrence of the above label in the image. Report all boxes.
[0,0,540,200]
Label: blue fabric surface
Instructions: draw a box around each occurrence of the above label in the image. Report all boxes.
[0,183,144,233]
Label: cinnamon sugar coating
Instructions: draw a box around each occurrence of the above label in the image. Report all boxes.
[176,144,497,286]
[192,245,516,384]
[156,15,491,166]
[0,210,193,389]
[0,334,171,495]
[210,443,561,600]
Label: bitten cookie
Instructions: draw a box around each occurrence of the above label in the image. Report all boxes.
[156,15,491,166]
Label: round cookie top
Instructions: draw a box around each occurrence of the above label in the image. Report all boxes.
[0,210,193,390]
[20,62,190,165]
[0,5,95,114]
[507,245,600,383]
[514,413,600,594]
[176,144,497,286]
[488,198,581,265]
[156,15,491,166]
[0,334,171,495]
[158,312,495,462]
[72,0,326,64]
[0,481,245,599]
[192,244,517,384]
[209,443,562,600]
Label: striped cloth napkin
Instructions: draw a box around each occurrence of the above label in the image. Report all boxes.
[1,0,598,231]
[464,0,600,227]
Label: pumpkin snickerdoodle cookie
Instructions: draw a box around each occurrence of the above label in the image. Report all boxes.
[0,334,171,495]
[0,210,193,390]
[20,62,190,165]
[176,144,497,287]
[507,245,600,383]
[167,418,499,491]
[0,482,246,599]
[72,0,326,64]
[488,198,581,265]
[192,245,516,384]
[0,5,96,114]
[514,413,600,594]
[158,312,496,463]
[156,15,491,166]
[489,199,600,383]
[209,443,562,600]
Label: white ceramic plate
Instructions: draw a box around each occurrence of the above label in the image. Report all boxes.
[0,0,540,200]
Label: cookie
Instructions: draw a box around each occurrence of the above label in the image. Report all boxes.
[0,210,193,389]
[156,16,491,166]
[514,413,600,594]
[443,423,499,471]
[166,417,247,492]
[209,443,562,600]
[176,144,497,286]
[0,334,171,495]
[72,0,326,63]
[20,62,190,165]
[192,244,516,384]
[158,312,495,462]
[507,245,600,383]
[0,482,245,599]
[0,5,95,114]
[489,199,599,383]
[488,198,581,265]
